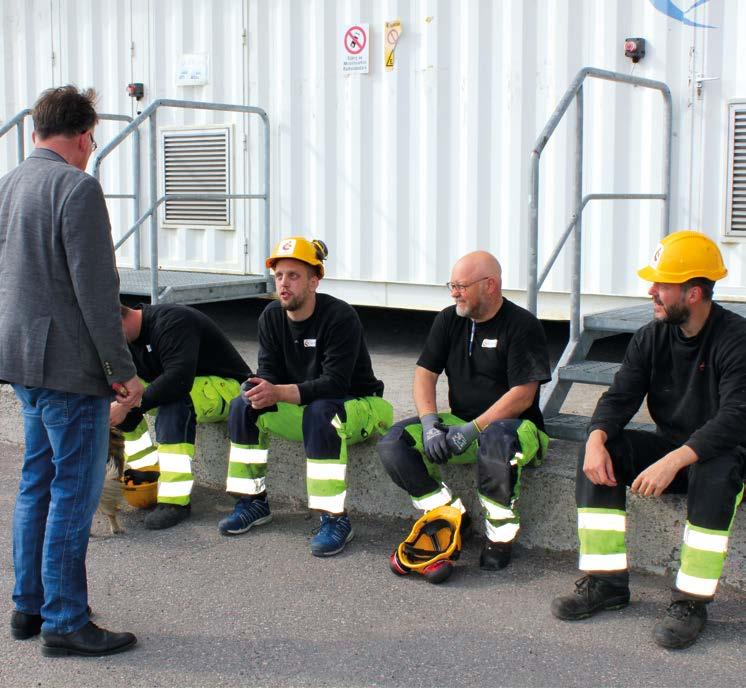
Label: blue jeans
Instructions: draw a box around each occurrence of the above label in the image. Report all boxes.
[12,385,109,634]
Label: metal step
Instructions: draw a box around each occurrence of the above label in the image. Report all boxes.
[558,361,621,386]
[544,413,655,443]
[119,268,271,305]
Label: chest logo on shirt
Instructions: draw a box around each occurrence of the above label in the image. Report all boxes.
[481,339,498,348]
[303,339,317,348]
[146,344,152,353]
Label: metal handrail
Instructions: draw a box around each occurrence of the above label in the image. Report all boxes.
[527,67,672,343]
[92,99,271,304]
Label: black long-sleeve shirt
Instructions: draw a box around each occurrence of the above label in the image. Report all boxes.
[589,303,746,462]
[257,294,384,404]
[129,304,251,412]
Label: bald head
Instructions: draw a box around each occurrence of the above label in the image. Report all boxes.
[449,251,503,321]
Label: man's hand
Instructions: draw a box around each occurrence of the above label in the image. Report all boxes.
[421,413,451,464]
[245,377,280,410]
[630,447,695,497]
[445,421,480,455]
[113,376,144,409]
[583,431,617,487]
[109,401,129,427]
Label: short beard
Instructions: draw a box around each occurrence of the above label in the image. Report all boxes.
[655,299,690,326]
[281,293,306,312]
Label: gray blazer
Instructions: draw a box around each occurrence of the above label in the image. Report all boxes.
[0,148,135,397]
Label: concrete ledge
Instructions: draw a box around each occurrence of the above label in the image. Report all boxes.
[1,386,744,590]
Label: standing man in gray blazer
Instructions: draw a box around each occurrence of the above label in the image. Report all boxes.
[0,86,144,657]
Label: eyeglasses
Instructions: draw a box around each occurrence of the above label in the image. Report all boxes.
[445,276,491,292]
[89,133,97,152]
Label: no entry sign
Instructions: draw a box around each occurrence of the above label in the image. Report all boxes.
[342,23,369,74]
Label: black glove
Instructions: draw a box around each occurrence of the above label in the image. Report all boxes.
[421,413,452,464]
[240,379,255,406]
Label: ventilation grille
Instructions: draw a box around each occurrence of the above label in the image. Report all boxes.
[163,128,230,225]
[727,105,746,234]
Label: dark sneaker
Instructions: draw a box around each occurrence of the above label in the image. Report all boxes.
[11,611,42,640]
[479,539,513,570]
[144,503,191,530]
[41,621,136,657]
[218,496,272,536]
[310,513,354,557]
[653,600,707,649]
[551,575,630,620]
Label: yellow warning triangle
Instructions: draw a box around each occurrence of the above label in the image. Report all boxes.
[386,52,394,68]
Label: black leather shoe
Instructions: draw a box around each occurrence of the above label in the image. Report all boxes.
[551,575,630,620]
[479,540,512,570]
[11,611,42,640]
[144,503,191,530]
[41,621,136,657]
[11,605,93,640]
[653,600,707,649]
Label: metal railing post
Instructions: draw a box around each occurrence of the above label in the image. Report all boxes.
[133,127,141,269]
[662,90,673,238]
[263,112,271,280]
[527,153,539,315]
[570,86,583,343]
[149,112,159,303]
[16,120,25,164]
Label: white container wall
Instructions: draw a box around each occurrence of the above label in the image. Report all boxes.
[1,0,745,316]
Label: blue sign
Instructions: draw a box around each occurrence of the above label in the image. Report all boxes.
[649,0,716,28]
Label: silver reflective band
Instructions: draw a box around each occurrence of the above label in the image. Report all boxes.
[157,480,194,498]
[306,462,347,481]
[229,446,269,464]
[308,492,346,513]
[226,476,266,494]
[579,553,628,571]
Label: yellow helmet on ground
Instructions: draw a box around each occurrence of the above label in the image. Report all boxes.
[266,237,328,277]
[122,467,159,509]
[637,230,727,283]
[389,505,463,584]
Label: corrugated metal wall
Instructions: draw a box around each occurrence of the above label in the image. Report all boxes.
[1,0,745,313]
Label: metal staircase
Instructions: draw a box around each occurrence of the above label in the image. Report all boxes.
[525,68,674,441]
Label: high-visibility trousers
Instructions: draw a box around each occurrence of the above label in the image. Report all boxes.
[377,414,548,544]
[575,429,745,601]
[226,395,393,514]
[119,376,241,506]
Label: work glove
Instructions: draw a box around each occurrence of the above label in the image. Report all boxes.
[445,421,480,455]
[421,413,452,464]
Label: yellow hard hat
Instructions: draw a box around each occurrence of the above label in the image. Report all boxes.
[637,230,727,283]
[266,236,328,278]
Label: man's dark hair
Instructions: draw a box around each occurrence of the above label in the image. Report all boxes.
[682,277,715,302]
[32,85,98,140]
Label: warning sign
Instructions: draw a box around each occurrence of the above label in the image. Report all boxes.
[342,23,369,74]
[384,19,401,72]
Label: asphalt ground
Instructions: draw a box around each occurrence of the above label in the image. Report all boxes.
[2,300,742,686]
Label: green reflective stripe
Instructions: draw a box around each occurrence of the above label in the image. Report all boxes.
[158,443,195,458]
[579,529,626,556]
[307,457,347,467]
[231,440,269,451]
[159,471,191,483]
[306,478,346,497]
[578,507,627,518]
[158,495,190,506]
[679,543,726,581]
[487,516,519,526]
[228,462,266,480]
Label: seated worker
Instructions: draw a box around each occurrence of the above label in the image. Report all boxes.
[551,231,746,650]
[113,304,251,530]
[377,251,551,570]
[219,236,392,557]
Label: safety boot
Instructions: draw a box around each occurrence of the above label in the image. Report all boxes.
[653,600,707,649]
[551,575,630,620]
[479,539,512,570]
[144,503,191,530]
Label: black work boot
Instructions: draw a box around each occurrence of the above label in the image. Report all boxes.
[653,600,707,649]
[144,503,191,530]
[479,539,512,570]
[551,575,630,620]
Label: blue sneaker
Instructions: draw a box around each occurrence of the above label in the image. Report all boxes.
[310,513,354,557]
[218,496,272,536]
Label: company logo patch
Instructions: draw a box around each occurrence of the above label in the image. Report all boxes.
[278,239,296,255]
[651,243,664,267]
[303,339,317,348]
[481,339,498,348]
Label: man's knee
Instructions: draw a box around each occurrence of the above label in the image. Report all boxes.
[227,394,260,442]
[302,399,345,458]
[155,397,195,443]
[377,420,417,471]
[478,420,522,463]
